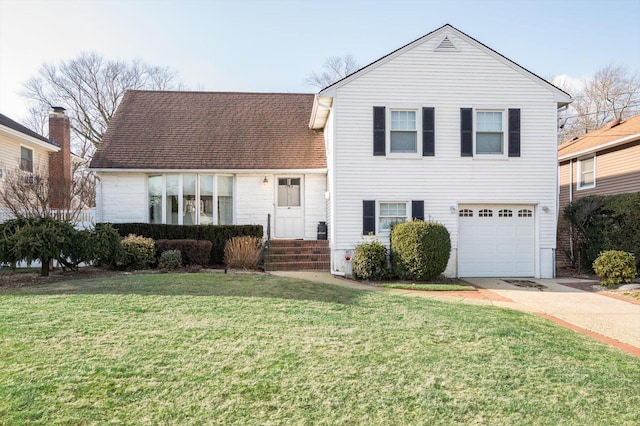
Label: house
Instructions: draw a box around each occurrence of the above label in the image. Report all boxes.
[0,108,73,219]
[557,114,640,268]
[90,24,571,278]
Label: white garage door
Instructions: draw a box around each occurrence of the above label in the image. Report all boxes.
[458,205,534,277]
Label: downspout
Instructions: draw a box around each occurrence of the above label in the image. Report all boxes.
[569,159,574,265]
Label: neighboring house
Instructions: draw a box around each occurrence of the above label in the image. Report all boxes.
[91,24,571,278]
[557,114,640,268]
[0,108,74,220]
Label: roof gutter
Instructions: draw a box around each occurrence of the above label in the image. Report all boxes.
[558,133,640,161]
[90,167,329,174]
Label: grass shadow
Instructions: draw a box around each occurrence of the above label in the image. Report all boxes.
[0,272,364,305]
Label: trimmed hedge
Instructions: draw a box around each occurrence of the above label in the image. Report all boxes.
[156,239,212,267]
[592,250,637,287]
[352,239,388,281]
[390,220,451,281]
[99,223,263,266]
[564,192,640,272]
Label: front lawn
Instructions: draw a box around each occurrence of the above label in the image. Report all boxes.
[1,273,639,425]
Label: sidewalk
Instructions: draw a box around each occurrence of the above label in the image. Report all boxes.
[270,271,640,355]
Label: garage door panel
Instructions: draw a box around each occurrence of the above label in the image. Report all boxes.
[458,204,534,277]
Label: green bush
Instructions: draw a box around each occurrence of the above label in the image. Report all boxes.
[352,239,388,281]
[224,236,263,269]
[155,239,212,266]
[121,234,155,269]
[100,223,263,266]
[592,250,637,287]
[158,250,182,271]
[564,192,640,272]
[390,221,451,281]
[91,224,124,268]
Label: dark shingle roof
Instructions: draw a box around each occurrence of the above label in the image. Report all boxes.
[90,91,326,170]
[0,113,51,144]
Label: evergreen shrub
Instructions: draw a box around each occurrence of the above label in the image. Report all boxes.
[352,239,388,281]
[158,250,182,271]
[121,234,155,269]
[592,250,637,287]
[155,239,212,266]
[390,220,451,281]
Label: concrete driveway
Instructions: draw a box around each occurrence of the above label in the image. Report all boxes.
[466,278,640,352]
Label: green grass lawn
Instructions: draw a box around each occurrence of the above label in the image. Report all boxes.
[1,273,639,425]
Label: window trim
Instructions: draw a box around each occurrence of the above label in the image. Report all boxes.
[474,108,507,159]
[577,155,596,190]
[386,107,422,157]
[20,145,34,173]
[377,201,410,234]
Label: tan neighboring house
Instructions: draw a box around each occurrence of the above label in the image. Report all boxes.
[557,114,640,268]
[0,108,74,221]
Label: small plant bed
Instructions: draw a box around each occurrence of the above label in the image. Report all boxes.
[379,283,476,291]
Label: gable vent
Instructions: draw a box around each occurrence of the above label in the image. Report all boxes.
[435,36,456,51]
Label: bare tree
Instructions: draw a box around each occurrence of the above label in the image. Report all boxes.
[306,54,360,90]
[555,65,640,142]
[22,52,179,159]
[0,164,95,225]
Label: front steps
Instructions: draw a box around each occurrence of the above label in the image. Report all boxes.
[264,239,330,271]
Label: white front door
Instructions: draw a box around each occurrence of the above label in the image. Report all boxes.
[458,204,535,277]
[275,177,304,238]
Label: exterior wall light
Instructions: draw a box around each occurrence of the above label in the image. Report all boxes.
[262,176,269,186]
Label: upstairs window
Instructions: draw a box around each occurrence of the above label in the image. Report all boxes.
[20,146,33,172]
[476,111,504,155]
[390,110,417,153]
[578,156,595,189]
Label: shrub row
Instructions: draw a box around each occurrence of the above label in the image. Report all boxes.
[99,223,263,266]
[352,221,451,281]
[564,192,640,272]
[156,239,213,267]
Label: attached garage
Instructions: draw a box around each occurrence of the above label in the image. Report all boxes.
[457,205,535,277]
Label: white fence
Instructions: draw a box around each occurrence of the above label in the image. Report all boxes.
[0,208,96,229]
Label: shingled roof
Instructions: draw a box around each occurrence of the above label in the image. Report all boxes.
[558,114,640,160]
[0,113,51,144]
[90,91,326,170]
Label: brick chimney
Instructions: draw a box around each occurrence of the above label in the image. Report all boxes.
[48,106,72,210]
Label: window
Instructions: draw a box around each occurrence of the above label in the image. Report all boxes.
[498,209,513,217]
[459,209,473,217]
[478,209,493,217]
[390,110,417,153]
[578,156,595,189]
[217,175,234,225]
[518,209,532,218]
[379,202,408,231]
[476,111,504,155]
[277,178,301,207]
[20,146,33,172]
[147,174,233,225]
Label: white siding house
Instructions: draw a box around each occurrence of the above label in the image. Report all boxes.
[92,25,570,277]
[311,24,571,278]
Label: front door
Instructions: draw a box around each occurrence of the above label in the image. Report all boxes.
[275,177,304,238]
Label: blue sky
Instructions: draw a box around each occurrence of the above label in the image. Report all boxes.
[1,0,639,123]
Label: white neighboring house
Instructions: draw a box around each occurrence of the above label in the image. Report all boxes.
[91,24,571,278]
[0,112,60,221]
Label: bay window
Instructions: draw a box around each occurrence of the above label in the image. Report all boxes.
[148,174,234,225]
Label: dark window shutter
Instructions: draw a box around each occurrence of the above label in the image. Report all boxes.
[508,108,521,157]
[412,200,424,221]
[363,200,376,235]
[373,106,386,156]
[422,107,435,156]
[460,108,473,157]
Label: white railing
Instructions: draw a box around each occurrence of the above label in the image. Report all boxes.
[0,208,96,229]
